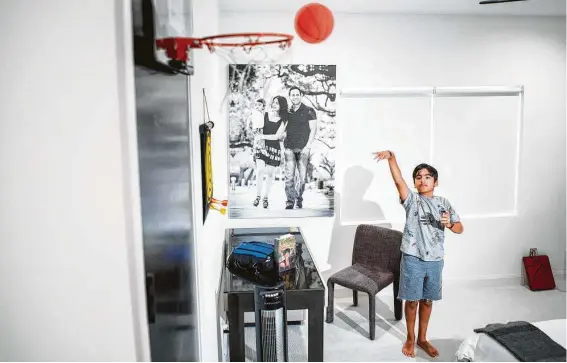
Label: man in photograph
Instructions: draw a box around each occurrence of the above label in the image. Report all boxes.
[284,87,318,209]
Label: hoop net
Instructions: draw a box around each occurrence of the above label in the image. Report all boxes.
[203,33,293,63]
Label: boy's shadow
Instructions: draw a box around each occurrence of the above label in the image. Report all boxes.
[341,165,386,222]
[325,165,390,285]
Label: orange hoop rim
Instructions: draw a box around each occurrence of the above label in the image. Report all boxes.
[198,32,293,49]
[155,32,294,64]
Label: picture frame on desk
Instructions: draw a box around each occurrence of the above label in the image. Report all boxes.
[275,233,297,272]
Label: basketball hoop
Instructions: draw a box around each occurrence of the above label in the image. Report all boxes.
[156,32,294,74]
[157,32,294,111]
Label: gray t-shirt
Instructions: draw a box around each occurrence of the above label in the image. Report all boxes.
[401,191,460,261]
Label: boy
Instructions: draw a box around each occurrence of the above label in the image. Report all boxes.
[374,150,463,358]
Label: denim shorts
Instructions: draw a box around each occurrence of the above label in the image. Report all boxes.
[398,253,444,301]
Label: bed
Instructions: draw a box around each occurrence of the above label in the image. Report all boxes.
[456,319,566,362]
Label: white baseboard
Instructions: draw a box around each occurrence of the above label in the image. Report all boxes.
[444,274,523,288]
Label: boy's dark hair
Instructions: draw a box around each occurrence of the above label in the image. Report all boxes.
[288,86,303,95]
[255,98,266,107]
[412,163,438,181]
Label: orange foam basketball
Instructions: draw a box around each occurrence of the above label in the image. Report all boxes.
[294,3,334,44]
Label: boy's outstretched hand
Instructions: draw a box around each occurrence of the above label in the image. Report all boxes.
[373,149,409,200]
[373,150,393,161]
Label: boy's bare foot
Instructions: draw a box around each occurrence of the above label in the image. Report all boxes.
[402,339,415,358]
[417,340,439,357]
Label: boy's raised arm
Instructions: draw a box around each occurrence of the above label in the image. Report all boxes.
[374,150,410,202]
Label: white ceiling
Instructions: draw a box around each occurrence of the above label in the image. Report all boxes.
[219,0,566,16]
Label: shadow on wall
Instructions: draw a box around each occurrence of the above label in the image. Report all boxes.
[342,165,386,223]
[323,166,392,283]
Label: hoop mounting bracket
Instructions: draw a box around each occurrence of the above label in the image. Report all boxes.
[156,37,205,62]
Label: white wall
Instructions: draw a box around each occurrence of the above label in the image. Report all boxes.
[189,9,565,359]
[0,0,147,360]
[187,0,224,361]
[216,12,566,278]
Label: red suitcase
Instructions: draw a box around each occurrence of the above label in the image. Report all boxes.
[522,255,556,291]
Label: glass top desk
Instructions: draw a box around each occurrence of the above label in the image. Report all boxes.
[219,227,325,361]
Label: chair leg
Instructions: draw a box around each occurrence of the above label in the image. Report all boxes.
[353,290,358,306]
[325,281,335,323]
[393,278,403,320]
[368,293,376,340]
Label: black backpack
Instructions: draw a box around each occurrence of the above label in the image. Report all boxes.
[226,241,280,287]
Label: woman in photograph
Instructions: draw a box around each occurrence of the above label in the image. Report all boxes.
[253,96,289,208]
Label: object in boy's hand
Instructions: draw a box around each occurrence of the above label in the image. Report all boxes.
[439,208,451,228]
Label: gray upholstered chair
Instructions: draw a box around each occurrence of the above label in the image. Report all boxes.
[325,224,403,340]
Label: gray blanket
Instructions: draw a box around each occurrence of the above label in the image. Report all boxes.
[474,321,566,362]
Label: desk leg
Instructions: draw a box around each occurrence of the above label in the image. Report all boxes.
[227,294,245,362]
[307,299,324,362]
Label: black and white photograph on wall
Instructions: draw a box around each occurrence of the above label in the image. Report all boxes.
[228,64,336,219]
